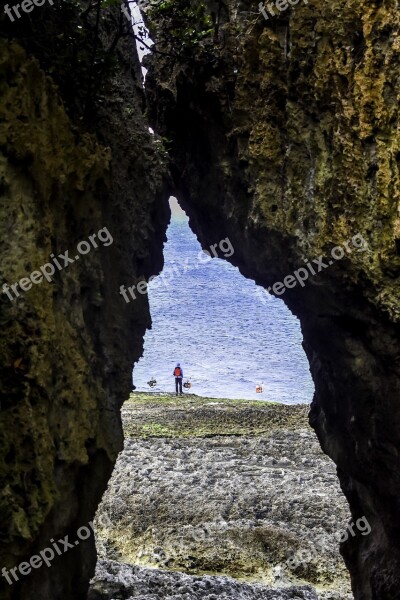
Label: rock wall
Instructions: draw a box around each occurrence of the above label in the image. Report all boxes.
[145,1,400,598]
[1,0,400,599]
[0,6,170,599]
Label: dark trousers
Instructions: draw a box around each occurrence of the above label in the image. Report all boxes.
[175,378,183,394]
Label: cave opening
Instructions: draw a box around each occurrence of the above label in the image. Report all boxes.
[133,197,314,402]
[89,7,353,598]
[91,198,354,599]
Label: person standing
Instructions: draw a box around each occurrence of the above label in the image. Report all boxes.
[173,363,183,396]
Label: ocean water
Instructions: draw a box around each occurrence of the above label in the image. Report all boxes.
[132,199,314,404]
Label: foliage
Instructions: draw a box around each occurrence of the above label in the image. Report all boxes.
[146,0,214,54]
[0,0,138,119]
[0,0,219,120]
[149,0,214,46]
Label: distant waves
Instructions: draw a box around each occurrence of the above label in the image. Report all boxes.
[132,202,314,404]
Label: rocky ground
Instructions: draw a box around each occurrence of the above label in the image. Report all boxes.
[89,393,353,599]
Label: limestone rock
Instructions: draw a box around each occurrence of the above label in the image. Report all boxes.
[89,558,320,600]
[94,395,352,599]
[145,2,400,596]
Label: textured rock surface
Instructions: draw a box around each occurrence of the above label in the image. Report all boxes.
[93,393,352,599]
[145,2,400,597]
[89,559,320,600]
[1,1,400,598]
[0,10,169,600]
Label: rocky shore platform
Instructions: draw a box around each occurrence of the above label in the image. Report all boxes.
[90,393,353,599]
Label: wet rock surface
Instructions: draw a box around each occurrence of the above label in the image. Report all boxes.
[93,393,353,599]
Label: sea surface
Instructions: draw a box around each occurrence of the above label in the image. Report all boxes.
[132,199,314,404]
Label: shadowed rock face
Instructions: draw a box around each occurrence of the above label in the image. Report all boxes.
[0,8,170,599]
[144,1,400,598]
